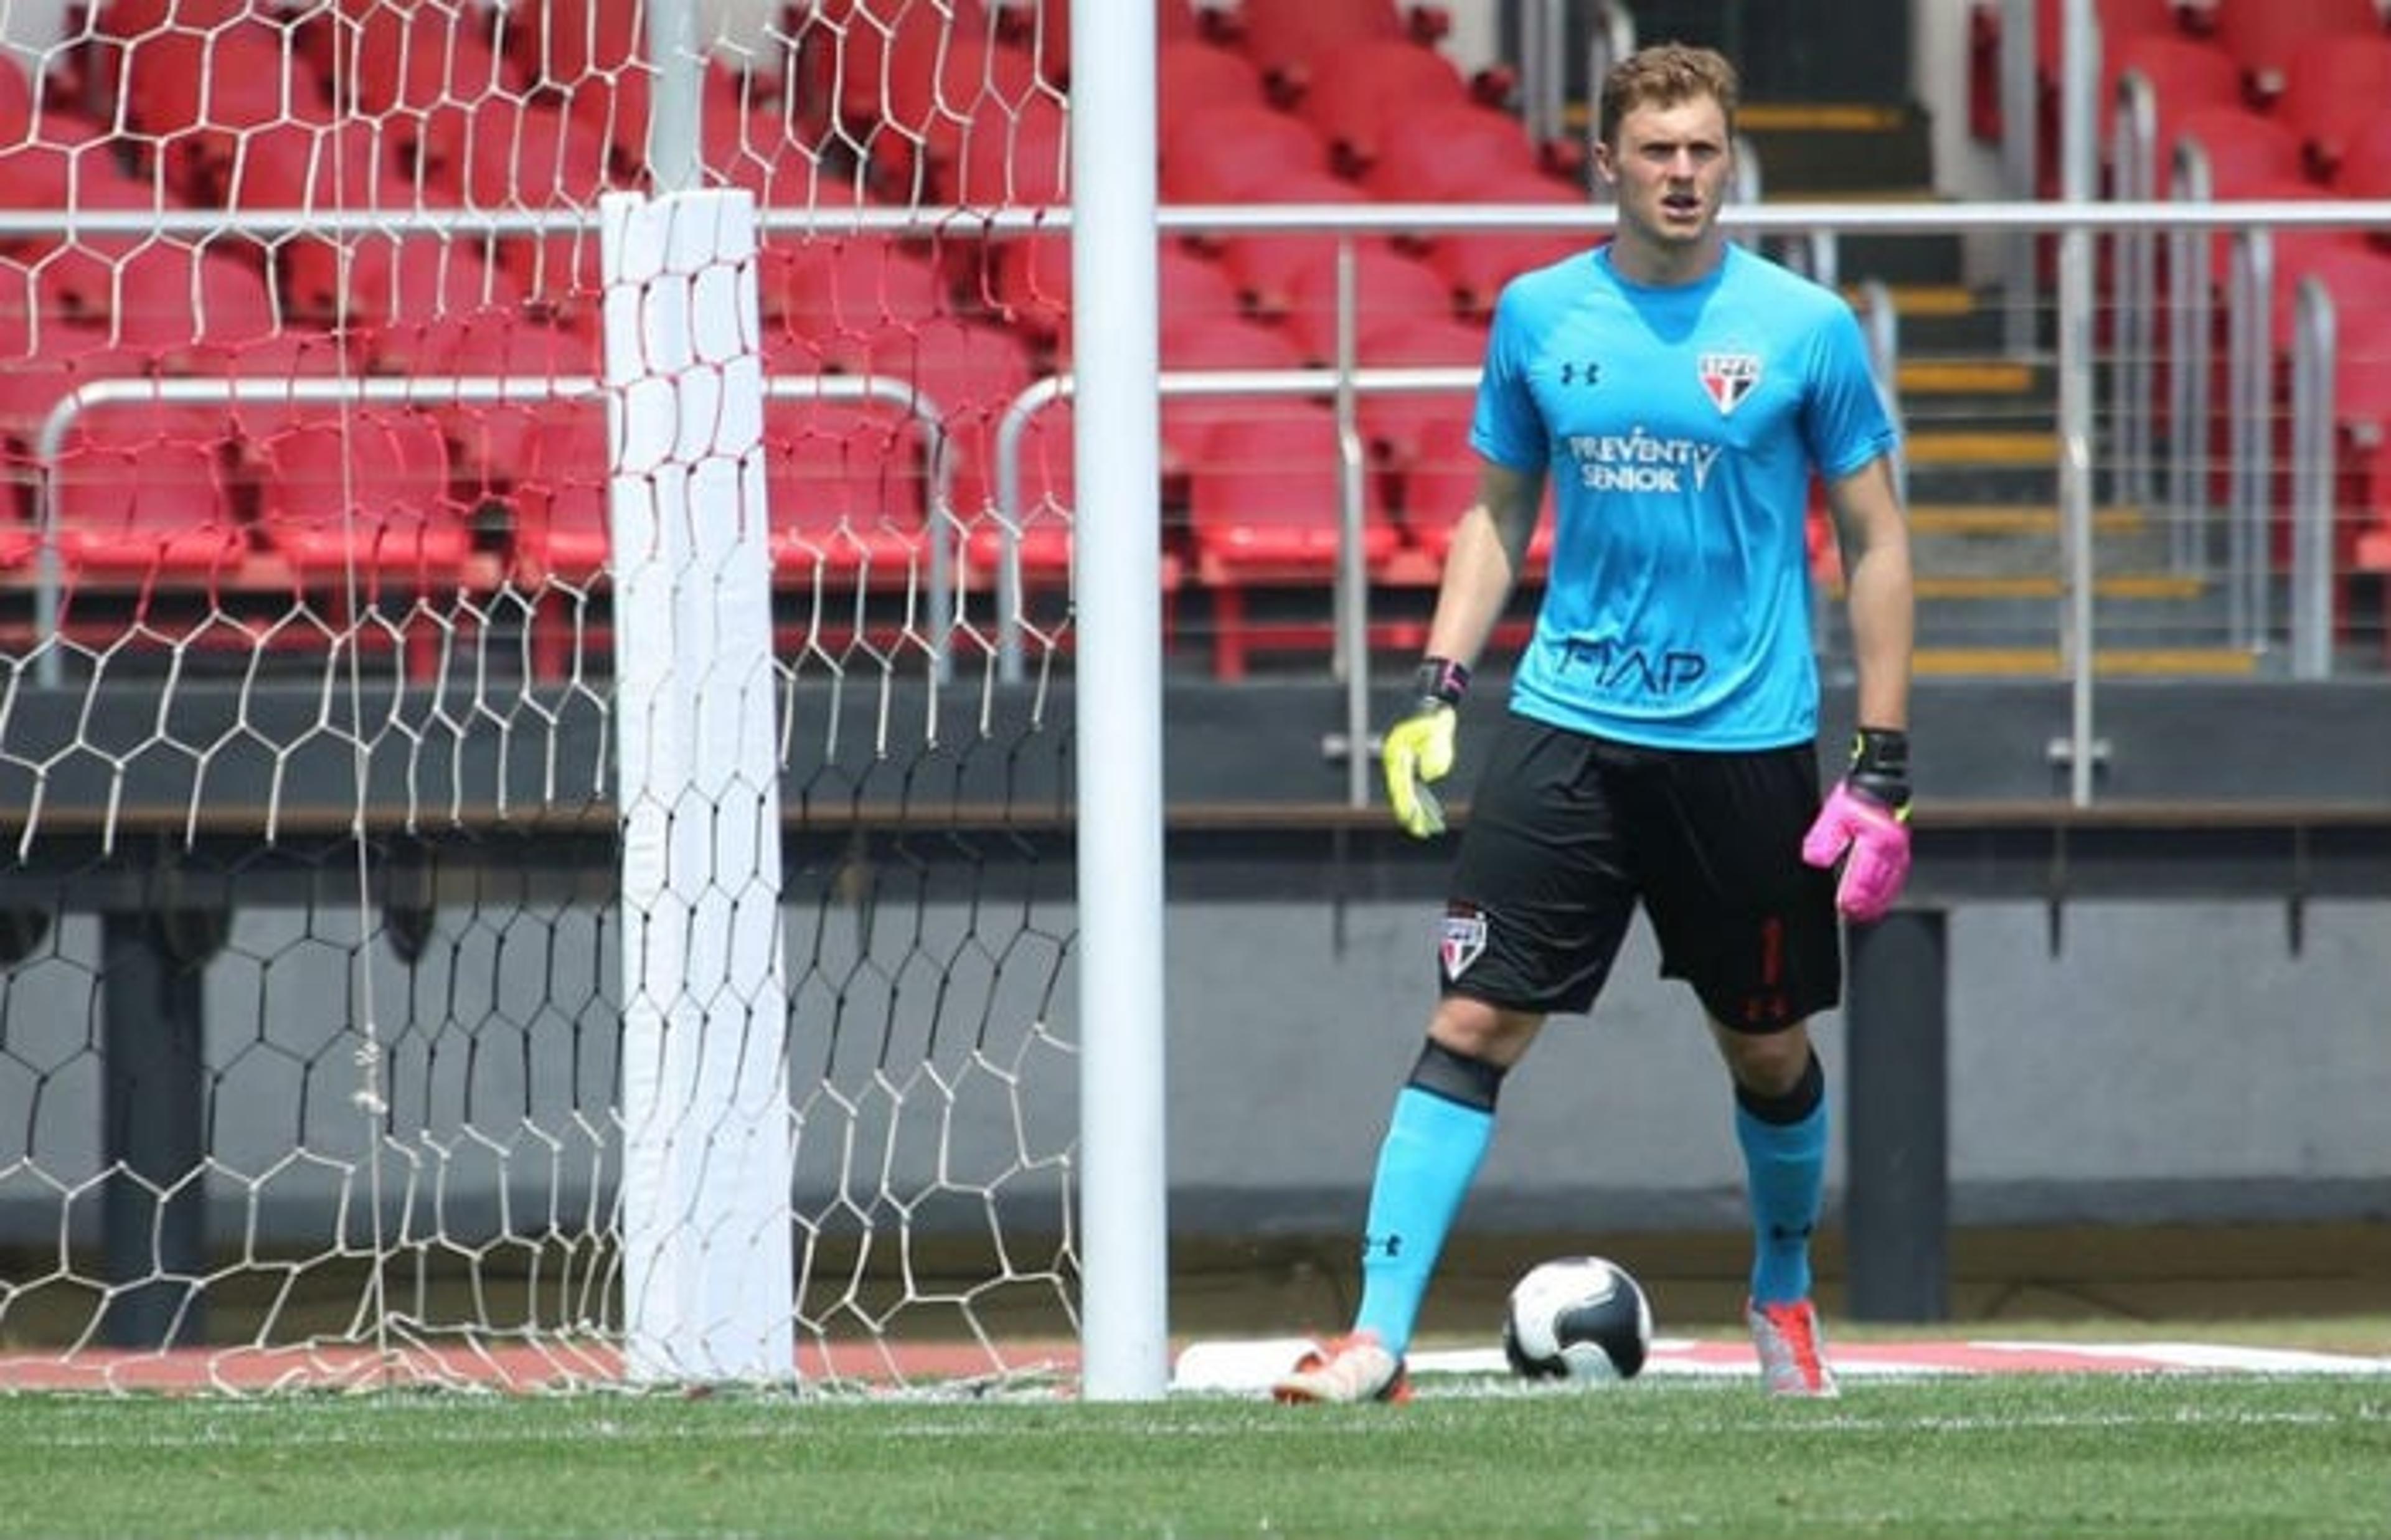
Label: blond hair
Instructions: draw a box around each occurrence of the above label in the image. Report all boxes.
[1596,43,1740,149]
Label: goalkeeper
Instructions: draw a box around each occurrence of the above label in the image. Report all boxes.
[1275,42,1914,1405]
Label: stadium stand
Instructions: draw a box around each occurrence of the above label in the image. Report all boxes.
[2275,33,2391,177]
[49,407,249,583]
[2208,0,2387,101]
[1277,242,1458,365]
[1185,405,1403,679]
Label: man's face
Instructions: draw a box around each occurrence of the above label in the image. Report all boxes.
[1597,94,1733,251]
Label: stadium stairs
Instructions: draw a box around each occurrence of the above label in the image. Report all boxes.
[1737,99,2253,680]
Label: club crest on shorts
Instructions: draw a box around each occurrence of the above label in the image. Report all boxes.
[1698,351,1761,416]
[1440,904,1488,980]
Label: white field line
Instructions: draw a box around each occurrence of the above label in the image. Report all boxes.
[1170,1336,2391,1395]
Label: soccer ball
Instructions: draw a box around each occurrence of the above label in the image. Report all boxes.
[1501,1255,1653,1383]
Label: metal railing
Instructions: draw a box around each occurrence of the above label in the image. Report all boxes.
[10,194,2389,771]
[1519,0,1637,171]
[30,373,954,690]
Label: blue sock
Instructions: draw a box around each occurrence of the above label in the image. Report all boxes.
[1736,1070,1828,1307]
[1351,1086,1494,1357]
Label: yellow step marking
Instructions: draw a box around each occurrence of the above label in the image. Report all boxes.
[1849,284,1978,317]
[1830,573,2206,601]
[1908,573,2206,601]
[1913,647,2260,678]
[1908,504,2147,537]
[1897,359,2035,395]
[1737,103,1913,133]
[1906,429,2059,467]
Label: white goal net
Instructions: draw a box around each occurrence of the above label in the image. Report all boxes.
[0,0,1098,1393]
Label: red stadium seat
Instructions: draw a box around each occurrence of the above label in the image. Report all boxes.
[998,0,1072,86]
[874,34,1047,194]
[507,393,940,659]
[7,139,189,324]
[830,317,1038,540]
[0,324,153,461]
[1397,414,1555,570]
[2328,110,2391,204]
[215,119,410,324]
[511,0,640,87]
[2161,106,2303,187]
[999,236,1246,354]
[708,103,851,210]
[762,399,936,584]
[1295,37,1473,177]
[212,327,359,448]
[251,410,475,591]
[508,406,612,585]
[808,0,997,133]
[2210,0,2385,100]
[1157,314,1311,479]
[313,0,512,119]
[1428,229,1588,323]
[445,100,615,317]
[2278,35,2391,177]
[1184,403,1403,678]
[941,94,1069,209]
[1234,0,1444,103]
[1161,101,1333,204]
[1208,173,1387,319]
[106,246,285,374]
[1364,102,1541,201]
[766,237,951,356]
[953,392,1075,531]
[116,21,318,198]
[49,405,249,580]
[1158,40,1266,144]
[370,313,601,495]
[1350,315,1487,472]
[334,235,527,337]
[1278,243,1457,364]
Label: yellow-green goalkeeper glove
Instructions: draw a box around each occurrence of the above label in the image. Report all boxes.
[1382,657,1470,839]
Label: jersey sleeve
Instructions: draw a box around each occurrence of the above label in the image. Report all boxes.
[1470,284,1547,472]
[1801,303,1900,481]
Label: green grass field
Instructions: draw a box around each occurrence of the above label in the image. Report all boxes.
[4,1371,2385,1539]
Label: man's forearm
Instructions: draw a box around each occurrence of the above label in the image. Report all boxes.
[1842,543,1914,731]
[1423,502,1527,669]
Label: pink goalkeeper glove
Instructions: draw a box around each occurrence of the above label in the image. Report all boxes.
[1801,728,1912,923]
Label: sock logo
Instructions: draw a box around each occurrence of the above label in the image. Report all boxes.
[1440,904,1487,980]
[1364,1232,1404,1260]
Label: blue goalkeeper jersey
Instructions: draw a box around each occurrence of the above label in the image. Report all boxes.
[1472,242,1898,751]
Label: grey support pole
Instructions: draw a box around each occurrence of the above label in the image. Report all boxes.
[100,908,222,1348]
[1842,910,1950,1323]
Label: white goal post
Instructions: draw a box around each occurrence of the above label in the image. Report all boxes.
[0,0,1167,1398]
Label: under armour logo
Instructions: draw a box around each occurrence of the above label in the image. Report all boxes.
[1365,1232,1403,1259]
[1560,360,1601,387]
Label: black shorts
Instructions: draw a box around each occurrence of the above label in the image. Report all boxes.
[1438,715,1841,1031]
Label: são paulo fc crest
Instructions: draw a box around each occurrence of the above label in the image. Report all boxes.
[1440,904,1488,980]
[1698,351,1762,415]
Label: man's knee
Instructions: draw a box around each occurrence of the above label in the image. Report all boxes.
[1714,1020,1816,1099]
[1428,996,1543,1069]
